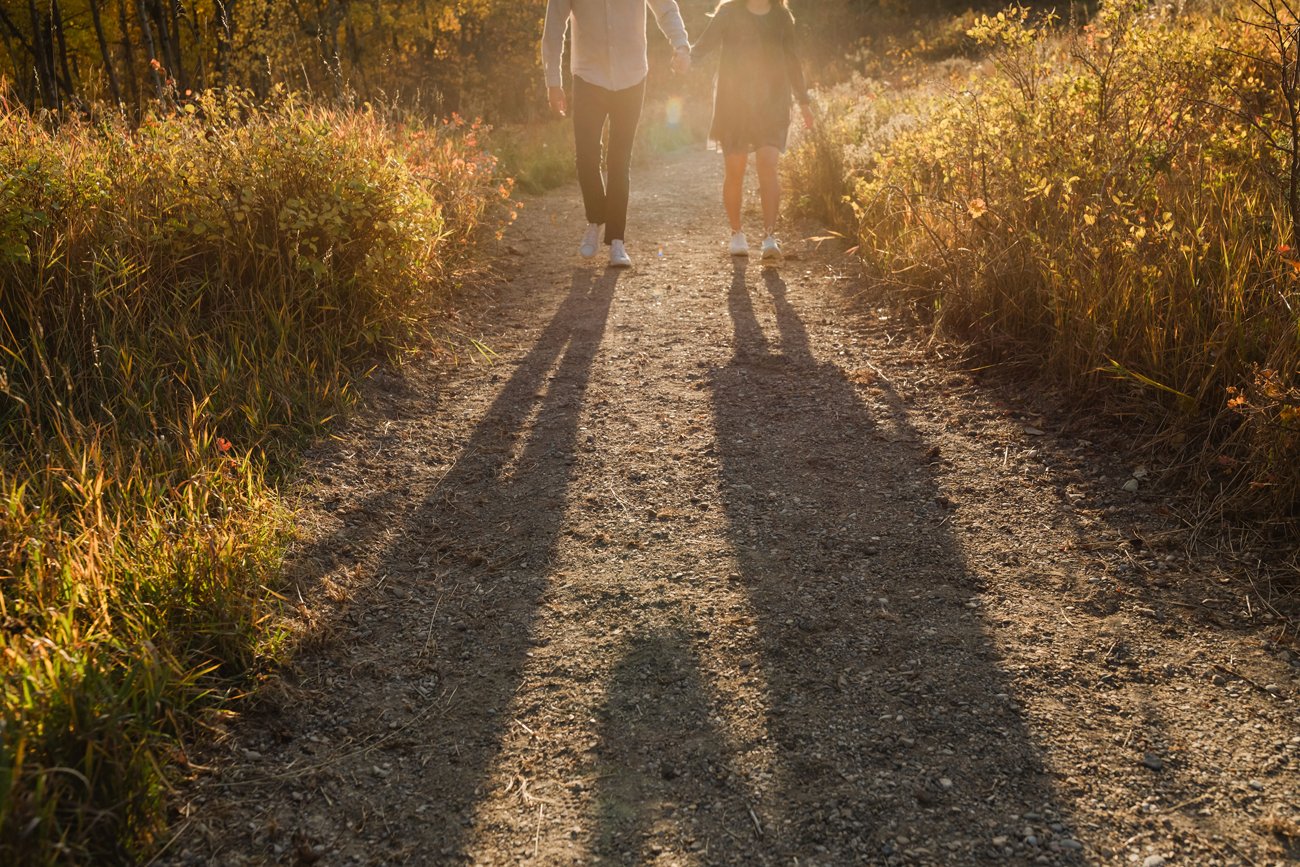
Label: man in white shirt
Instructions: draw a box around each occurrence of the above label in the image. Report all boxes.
[542,0,692,267]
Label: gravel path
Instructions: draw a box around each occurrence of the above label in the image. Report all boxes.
[166,148,1300,866]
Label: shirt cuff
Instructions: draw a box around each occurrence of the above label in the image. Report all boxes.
[545,71,563,88]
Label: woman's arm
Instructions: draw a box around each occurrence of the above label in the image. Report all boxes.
[783,13,813,128]
[690,4,727,58]
[782,13,810,105]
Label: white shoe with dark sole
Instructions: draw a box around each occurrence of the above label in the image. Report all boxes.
[760,235,782,261]
[580,223,602,259]
[729,231,749,257]
[609,240,632,268]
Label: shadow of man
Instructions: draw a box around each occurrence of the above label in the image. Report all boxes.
[305,267,622,861]
[591,628,754,864]
[707,262,1080,862]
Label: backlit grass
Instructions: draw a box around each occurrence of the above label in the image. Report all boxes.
[786,0,1300,535]
[0,92,510,862]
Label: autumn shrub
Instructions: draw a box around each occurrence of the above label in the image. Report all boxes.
[790,0,1300,532]
[0,92,509,863]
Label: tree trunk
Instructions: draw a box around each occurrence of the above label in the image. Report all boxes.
[26,0,59,110]
[135,0,165,98]
[151,0,185,92]
[51,0,78,105]
[213,0,233,85]
[176,0,207,91]
[88,0,124,106]
[116,0,141,111]
[0,5,39,108]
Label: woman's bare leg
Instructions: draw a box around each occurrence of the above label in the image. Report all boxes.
[756,146,781,234]
[723,151,749,232]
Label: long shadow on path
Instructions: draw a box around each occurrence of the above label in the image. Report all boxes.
[591,628,753,864]
[709,264,1083,863]
[401,267,621,856]
[275,267,620,863]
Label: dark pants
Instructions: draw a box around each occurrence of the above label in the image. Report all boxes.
[573,75,645,244]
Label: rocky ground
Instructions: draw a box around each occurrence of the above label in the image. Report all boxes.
[161,148,1300,866]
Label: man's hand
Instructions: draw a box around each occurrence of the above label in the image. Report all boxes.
[670,47,691,75]
[800,102,815,130]
[548,85,568,117]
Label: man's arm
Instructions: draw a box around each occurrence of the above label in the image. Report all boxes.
[647,0,690,52]
[648,0,690,73]
[541,0,573,89]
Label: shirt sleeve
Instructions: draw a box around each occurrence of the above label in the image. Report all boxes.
[783,13,809,105]
[541,0,572,88]
[648,0,690,51]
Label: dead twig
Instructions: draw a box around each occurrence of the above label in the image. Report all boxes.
[1211,662,1278,697]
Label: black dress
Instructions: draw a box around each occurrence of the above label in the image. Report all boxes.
[691,2,809,154]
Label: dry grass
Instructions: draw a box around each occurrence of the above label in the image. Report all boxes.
[786,0,1300,541]
[0,92,510,862]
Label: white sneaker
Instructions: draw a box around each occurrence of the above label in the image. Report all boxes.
[729,231,749,257]
[579,223,602,259]
[609,239,632,268]
[760,234,782,261]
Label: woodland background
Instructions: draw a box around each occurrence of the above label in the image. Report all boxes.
[0,0,927,119]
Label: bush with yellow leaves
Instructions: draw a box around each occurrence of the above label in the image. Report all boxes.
[789,0,1300,531]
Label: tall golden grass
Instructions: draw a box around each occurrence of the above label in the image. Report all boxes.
[786,0,1300,534]
[0,92,510,862]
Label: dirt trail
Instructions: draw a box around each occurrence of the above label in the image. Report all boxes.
[167,148,1299,866]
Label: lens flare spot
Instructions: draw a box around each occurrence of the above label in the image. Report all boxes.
[665,97,684,128]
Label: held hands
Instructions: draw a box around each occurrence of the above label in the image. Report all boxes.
[670,47,692,75]
[548,85,568,117]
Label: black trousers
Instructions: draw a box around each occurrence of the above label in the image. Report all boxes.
[572,75,646,244]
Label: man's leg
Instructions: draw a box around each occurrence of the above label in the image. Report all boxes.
[572,76,611,228]
[602,78,647,244]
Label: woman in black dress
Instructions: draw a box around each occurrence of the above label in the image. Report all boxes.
[692,0,814,260]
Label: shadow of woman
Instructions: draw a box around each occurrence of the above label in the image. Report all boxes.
[707,263,1082,862]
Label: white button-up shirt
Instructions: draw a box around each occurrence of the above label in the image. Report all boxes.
[542,0,690,91]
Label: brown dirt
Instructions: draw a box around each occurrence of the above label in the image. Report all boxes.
[163,148,1300,866]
